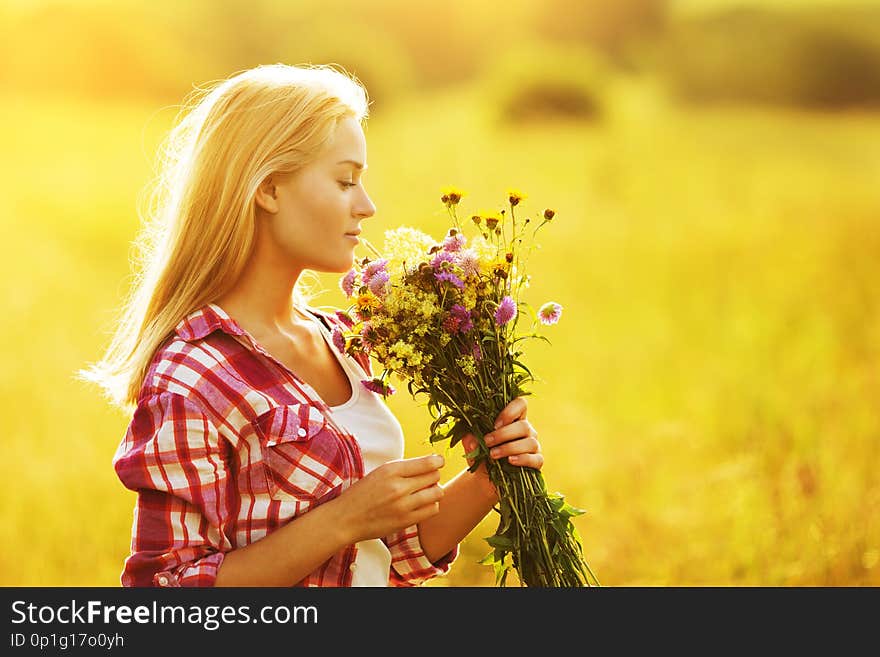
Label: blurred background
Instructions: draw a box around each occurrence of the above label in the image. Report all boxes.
[1,0,878,586]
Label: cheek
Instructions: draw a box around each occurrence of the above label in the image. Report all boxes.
[269,203,341,252]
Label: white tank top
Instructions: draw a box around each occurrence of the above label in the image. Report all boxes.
[303,308,405,586]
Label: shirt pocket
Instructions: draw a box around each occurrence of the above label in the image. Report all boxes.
[252,403,348,504]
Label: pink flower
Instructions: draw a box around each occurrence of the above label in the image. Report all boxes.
[494,295,517,326]
[360,322,378,353]
[442,232,466,252]
[538,301,563,325]
[335,310,355,328]
[361,378,396,397]
[331,326,346,353]
[457,249,480,278]
[340,269,358,298]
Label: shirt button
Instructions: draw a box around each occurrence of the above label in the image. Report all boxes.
[297,427,307,437]
[157,575,169,586]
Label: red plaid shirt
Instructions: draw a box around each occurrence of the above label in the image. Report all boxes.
[113,303,458,587]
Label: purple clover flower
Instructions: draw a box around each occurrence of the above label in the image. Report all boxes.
[442,304,474,334]
[435,270,464,289]
[471,341,483,361]
[442,314,461,334]
[430,250,455,269]
[367,270,390,296]
[494,295,517,327]
[450,304,473,333]
[363,258,389,280]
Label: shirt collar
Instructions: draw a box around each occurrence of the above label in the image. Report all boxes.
[174,303,249,342]
[173,302,332,343]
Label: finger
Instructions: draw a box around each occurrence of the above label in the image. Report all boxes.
[390,454,445,477]
[406,483,444,510]
[460,435,479,467]
[493,396,528,429]
[408,500,441,524]
[488,436,540,461]
[483,420,535,447]
[507,452,544,470]
[403,468,443,494]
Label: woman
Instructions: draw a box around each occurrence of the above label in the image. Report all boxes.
[80,63,543,587]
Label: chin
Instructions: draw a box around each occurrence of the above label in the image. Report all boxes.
[321,253,356,274]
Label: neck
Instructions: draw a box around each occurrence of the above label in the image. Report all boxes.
[215,239,307,336]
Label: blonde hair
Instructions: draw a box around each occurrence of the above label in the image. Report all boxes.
[78,63,370,414]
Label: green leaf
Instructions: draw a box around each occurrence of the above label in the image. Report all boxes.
[497,500,512,534]
[449,420,470,449]
[486,549,512,586]
[560,502,587,518]
[511,359,534,378]
[478,551,496,566]
[497,561,510,587]
[485,534,514,550]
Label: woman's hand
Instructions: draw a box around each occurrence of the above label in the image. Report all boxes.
[461,396,543,472]
[335,454,446,543]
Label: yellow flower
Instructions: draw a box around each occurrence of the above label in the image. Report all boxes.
[390,340,424,368]
[481,209,502,230]
[507,188,527,207]
[356,290,382,315]
[441,185,466,206]
[461,285,477,311]
[455,355,477,378]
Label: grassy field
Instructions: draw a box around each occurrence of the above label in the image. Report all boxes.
[1,76,878,586]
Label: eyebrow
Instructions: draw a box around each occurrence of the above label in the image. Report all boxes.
[337,159,368,171]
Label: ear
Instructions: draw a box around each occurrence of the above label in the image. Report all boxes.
[254,176,279,214]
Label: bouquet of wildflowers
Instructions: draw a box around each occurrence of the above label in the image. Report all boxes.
[334,187,599,587]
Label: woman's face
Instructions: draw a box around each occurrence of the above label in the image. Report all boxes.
[259,115,376,273]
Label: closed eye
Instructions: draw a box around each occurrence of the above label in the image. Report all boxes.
[338,181,358,189]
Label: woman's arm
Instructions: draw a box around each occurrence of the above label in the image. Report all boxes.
[417,397,543,563]
[214,494,352,586]
[215,454,445,586]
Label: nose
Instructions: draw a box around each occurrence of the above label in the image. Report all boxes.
[355,188,377,219]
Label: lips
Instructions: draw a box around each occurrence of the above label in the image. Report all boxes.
[345,230,362,236]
